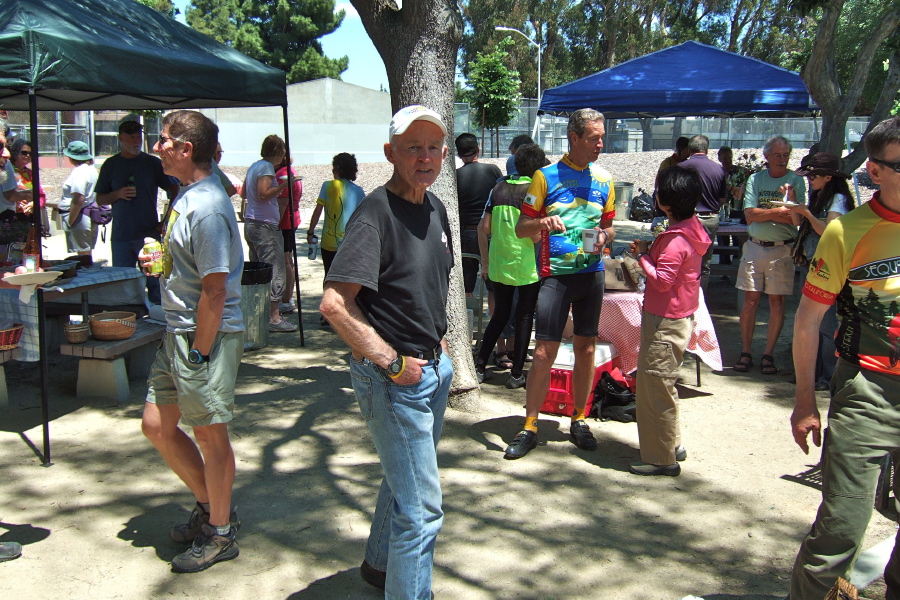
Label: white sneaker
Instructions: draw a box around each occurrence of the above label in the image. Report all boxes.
[278,301,296,314]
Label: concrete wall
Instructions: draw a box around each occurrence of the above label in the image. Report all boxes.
[201,78,392,166]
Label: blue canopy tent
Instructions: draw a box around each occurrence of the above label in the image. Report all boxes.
[539,41,813,118]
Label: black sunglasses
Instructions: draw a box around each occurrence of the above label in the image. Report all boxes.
[871,157,900,174]
[158,134,182,146]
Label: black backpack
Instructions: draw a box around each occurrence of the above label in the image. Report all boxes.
[589,372,636,422]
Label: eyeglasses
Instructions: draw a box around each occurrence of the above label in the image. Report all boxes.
[806,173,821,181]
[19,150,31,157]
[870,157,900,174]
[158,134,182,147]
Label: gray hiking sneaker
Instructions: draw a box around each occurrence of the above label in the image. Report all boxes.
[269,318,298,333]
[506,373,526,389]
[675,445,687,462]
[170,502,241,544]
[171,523,239,573]
[0,541,22,562]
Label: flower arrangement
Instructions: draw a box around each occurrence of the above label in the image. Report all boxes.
[734,152,766,174]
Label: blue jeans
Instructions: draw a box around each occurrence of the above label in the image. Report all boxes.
[112,239,160,304]
[349,353,453,600]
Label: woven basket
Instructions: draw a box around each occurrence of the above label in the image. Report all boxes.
[64,322,91,344]
[0,323,24,350]
[89,311,137,341]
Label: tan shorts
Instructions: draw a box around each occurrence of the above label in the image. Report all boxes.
[146,330,244,427]
[736,241,795,295]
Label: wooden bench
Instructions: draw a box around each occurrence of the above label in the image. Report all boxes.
[60,319,166,403]
[0,347,22,409]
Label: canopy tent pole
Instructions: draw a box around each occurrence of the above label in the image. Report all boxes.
[28,88,52,466]
[282,104,304,346]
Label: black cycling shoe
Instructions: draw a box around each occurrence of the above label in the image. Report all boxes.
[504,430,537,459]
[570,419,598,450]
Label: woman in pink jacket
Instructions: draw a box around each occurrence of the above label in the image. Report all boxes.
[629,166,711,477]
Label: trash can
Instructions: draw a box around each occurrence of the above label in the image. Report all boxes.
[241,261,272,351]
[613,182,635,222]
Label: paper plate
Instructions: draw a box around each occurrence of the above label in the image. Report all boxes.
[2,271,63,286]
[769,201,799,207]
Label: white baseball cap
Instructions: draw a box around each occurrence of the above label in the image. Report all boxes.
[389,105,448,140]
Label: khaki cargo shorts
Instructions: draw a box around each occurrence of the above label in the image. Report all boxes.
[146,330,244,427]
[736,240,795,296]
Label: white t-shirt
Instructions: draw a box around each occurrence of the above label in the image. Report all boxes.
[60,163,99,212]
[243,159,279,224]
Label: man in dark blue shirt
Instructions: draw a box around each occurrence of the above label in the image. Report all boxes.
[96,119,178,304]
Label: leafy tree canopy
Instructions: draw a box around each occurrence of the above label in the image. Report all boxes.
[186,0,349,83]
[467,38,521,131]
[134,0,179,18]
[460,0,897,117]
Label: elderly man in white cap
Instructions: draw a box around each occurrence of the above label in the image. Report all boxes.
[321,105,454,599]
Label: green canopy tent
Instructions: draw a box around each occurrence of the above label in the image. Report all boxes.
[0,0,294,465]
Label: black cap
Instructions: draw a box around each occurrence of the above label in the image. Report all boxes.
[455,135,479,158]
[119,120,144,135]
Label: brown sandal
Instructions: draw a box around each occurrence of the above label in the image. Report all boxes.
[733,352,752,373]
[760,354,778,375]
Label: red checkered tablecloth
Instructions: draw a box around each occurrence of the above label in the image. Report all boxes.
[598,289,723,374]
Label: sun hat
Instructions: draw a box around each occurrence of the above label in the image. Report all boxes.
[796,152,850,179]
[388,105,447,140]
[64,140,93,161]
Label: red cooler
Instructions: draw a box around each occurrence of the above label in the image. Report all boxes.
[540,342,619,417]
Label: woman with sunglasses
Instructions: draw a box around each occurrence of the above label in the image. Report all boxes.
[789,152,855,390]
[9,138,46,215]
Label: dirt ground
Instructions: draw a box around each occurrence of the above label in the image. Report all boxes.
[1,224,896,600]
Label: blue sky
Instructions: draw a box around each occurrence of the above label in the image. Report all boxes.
[172,0,389,91]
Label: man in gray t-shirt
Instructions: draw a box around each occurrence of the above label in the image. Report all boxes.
[139,110,244,574]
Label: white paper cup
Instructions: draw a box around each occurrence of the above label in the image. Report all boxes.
[582,228,599,252]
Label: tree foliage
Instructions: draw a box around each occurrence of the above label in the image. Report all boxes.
[458,0,899,171]
[467,39,521,138]
[134,0,179,18]
[795,0,900,169]
[186,0,349,84]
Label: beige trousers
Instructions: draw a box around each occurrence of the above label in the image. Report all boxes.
[635,310,693,465]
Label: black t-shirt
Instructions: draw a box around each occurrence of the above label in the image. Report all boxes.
[325,186,454,355]
[456,161,503,228]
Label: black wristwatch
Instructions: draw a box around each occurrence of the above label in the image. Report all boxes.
[386,355,404,377]
[188,349,210,364]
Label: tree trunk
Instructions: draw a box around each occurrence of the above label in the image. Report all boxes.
[801,0,900,172]
[350,0,480,411]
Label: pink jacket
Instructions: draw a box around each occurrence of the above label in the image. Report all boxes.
[638,215,711,318]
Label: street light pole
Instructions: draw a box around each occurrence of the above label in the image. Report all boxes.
[495,25,542,143]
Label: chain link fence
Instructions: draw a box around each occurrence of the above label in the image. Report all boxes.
[5,110,161,161]
[5,106,874,162]
[453,101,873,155]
